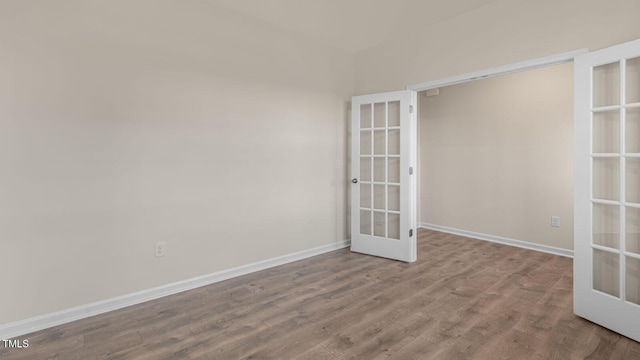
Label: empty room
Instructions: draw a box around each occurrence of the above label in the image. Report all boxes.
[1,0,640,359]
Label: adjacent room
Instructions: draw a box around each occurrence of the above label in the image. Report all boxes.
[1,0,640,358]
[418,62,573,253]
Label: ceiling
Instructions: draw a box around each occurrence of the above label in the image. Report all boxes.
[204,0,500,53]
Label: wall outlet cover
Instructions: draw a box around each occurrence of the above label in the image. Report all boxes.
[155,242,166,257]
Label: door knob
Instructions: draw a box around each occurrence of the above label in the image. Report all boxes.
[352,178,358,183]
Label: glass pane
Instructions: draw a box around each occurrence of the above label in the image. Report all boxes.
[593,203,620,249]
[374,130,386,155]
[360,130,372,155]
[627,158,640,203]
[360,183,371,209]
[388,101,400,127]
[360,157,371,182]
[374,211,385,237]
[388,213,400,240]
[388,129,400,155]
[592,110,619,153]
[626,256,640,305]
[374,185,385,210]
[374,102,386,128]
[593,62,620,107]
[627,207,640,254]
[374,158,385,182]
[627,108,640,153]
[360,104,372,128]
[627,56,640,104]
[593,249,620,297]
[360,210,371,235]
[388,157,400,183]
[593,157,620,201]
[389,185,400,211]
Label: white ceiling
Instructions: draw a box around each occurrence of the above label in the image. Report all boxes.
[204,0,500,53]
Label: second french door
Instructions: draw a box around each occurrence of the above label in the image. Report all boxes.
[575,38,640,342]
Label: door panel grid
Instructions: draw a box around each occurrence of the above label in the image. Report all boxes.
[359,101,401,239]
[576,38,640,342]
[590,57,640,305]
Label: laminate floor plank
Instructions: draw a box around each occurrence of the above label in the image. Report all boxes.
[3,229,640,359]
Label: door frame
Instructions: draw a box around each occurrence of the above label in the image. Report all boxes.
[406,48,587,92]
[360,48,588,258]
[401,48,586,256]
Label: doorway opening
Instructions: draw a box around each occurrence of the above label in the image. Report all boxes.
[416,59,575,257]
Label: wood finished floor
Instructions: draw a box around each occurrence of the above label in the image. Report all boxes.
[3,229,640,360]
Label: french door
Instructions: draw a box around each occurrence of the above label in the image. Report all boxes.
[351,90,417,262]
[575,39,640,341]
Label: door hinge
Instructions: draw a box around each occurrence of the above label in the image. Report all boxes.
[409,229,413,237]
[409,105,414,113]
[409,167,413,175]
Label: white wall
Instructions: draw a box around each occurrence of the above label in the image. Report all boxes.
[420,63,574,249]
[0,0,353,325]
[355,0,640,94]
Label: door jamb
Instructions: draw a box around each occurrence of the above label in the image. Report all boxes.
[406,48,588,92]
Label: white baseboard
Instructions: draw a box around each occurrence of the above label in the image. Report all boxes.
[0,239,351,340]
[420,223,573,258]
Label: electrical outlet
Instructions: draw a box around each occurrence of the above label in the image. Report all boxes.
[155,242,166,257]
[551,216,560,228]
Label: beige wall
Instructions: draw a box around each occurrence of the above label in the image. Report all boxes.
[355,0,640,94]
[0,0,353,325]
[420,63,574,249]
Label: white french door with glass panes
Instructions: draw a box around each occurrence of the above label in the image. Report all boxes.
[351,90,417,262]
[575,38,640,342]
